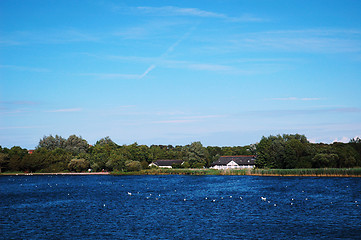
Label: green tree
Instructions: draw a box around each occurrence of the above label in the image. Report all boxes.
[20,152,46,172]
[65,135,89,154]
[183,142,208,168]
[256,135,285,168]
[182,161,190,168]
[38,135,66,150]
[348,137,361,166]
[256,134,311,169]
[284,139,308,168]
[96,136,118,148]
[68,159,89,172]
[45,148,72,172]
[8,146,28,171]
[125,160,142,171]
[0,152,9,173]
[312,153,338,168]
[126,143,150,163]
[141,160,149,169]
[105,149,128,171]
[333,143,359,168]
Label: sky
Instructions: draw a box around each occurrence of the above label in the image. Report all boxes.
[1,0,361,149]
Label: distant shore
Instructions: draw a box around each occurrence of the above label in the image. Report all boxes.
[2,168,361,177]
[112,168,361,177]
[1,172,110,176]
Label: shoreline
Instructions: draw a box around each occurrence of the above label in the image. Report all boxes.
[247,173,361,177]
[1,172,110,176]
[2,168,361,177]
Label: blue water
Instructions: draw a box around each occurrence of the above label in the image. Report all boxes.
[1,175,360,239]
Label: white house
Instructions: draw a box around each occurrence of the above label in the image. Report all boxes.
[149,159,184,168]
[210,155,256,169]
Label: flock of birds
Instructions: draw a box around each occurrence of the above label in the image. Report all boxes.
[125,190,247,204]
[8,177,360,209]
[123,190,360,208]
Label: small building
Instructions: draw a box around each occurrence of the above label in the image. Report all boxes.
[149,159,184,168]
[28,150,35,154]
[210,155,256,169]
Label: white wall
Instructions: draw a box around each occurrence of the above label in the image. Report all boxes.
[210,164,254,170]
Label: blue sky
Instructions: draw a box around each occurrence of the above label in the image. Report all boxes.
[1,0,361,149]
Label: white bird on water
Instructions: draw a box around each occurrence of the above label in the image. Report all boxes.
[127,192,132,196]
[261,197,267,201]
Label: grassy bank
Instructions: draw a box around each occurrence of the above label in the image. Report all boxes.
[2,168,361,177]
[112,168,249,176]
[249,168,361,177]
[112,168,361,177]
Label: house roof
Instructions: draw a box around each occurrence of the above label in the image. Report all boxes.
[211,155,256,166]
[152,159,184,167]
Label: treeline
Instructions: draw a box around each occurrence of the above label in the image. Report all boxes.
[0,135,250,173]
[0,134,360,173]
[256,134,361,169]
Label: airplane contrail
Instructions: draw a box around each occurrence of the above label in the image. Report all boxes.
[139,64,156,79]
[139,26,197,79]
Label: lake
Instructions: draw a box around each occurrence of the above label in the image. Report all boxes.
[1,175,360,239]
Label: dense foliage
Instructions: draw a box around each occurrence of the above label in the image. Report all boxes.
[256,134,361,169]
[0,134,360,173]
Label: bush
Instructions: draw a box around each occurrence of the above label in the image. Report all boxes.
[192,162,205,168]
[68,159,89,172]
[125,160,142,172]
[182,161,190,168]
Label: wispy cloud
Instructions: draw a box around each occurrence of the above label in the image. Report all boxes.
[153,119,196,124]
[0,65,50,72]
[229,29,361,53]
[137,6,226,18]
[117,105,136,109]
[80,73,141,80]
[1,29,99,46]
[152,114,225,124]
[0,39,22,46]
[47,108,82,113]
[135,6,264,22]
[186,63,234,72]
[0,101,39,115]
[102,54,256,75]
[332,107,361,113]
[0,126,43,130]
[332,136,350,143]
[0,100,38,105]
[270,97,322,101]
[243,107,361,117]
